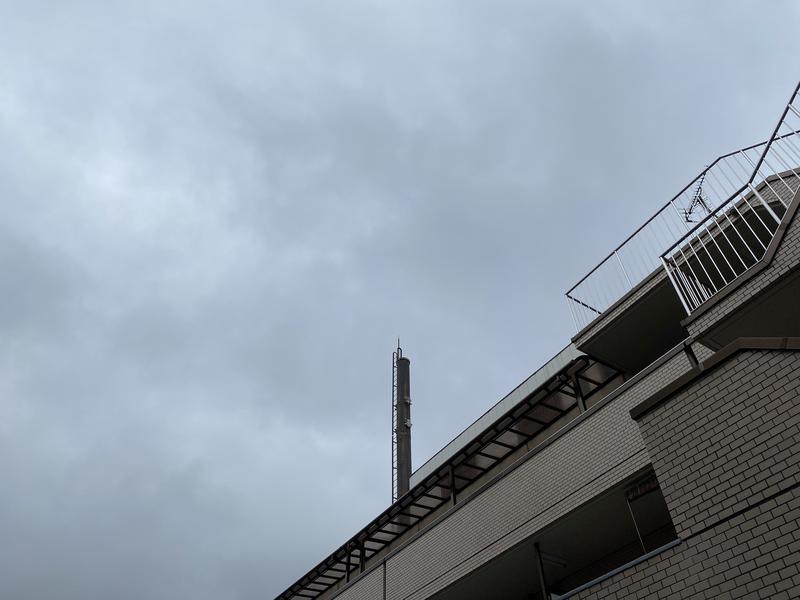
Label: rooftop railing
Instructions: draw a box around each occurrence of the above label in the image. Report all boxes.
[566,81,800,332]
[662,87,800,314]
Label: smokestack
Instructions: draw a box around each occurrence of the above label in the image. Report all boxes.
[392,344,412,501]
[396,354,412,496]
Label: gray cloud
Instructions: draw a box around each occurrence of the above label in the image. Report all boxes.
[0,1,798,598]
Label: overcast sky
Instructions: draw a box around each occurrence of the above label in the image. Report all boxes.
[1,1,798,599]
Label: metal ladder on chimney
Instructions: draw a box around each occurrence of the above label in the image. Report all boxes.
[391,344,401,502]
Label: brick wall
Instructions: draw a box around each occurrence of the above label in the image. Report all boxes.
[572,485,800,599]
[333,567,384,600]
[638,350,800,539]
[690,341,714,363]
[571,347,800,599]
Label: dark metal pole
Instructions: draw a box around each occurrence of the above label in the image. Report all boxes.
[533,542,549,600]
[750,80,800,181]
[448,464,457,506]
[359,540,366,573]
[395,356,412,497]
[572,374,586,413]
[683,341,699,368]
[626,497,647,554]
[345,545,351,583]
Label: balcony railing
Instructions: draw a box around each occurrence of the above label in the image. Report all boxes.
[566,81,800,332]
[662,90,800,315]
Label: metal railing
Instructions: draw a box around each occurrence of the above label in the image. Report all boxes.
[566,81,800,331]
[662,84,800,314]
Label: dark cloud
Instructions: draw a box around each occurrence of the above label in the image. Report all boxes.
[0,1,798,598]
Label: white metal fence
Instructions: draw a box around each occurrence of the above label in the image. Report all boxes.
[662,87,800,314]
[566,81,800,331]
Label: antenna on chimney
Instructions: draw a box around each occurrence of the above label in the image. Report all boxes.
[391,341,412,502]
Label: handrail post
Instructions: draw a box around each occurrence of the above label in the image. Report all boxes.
[661,256,691,315]
[614,250,632,287]
[448,464,457,506]
[534,543,550,600]
[565,295,579,331]
[747,183,782,224]
[750,81,800,180]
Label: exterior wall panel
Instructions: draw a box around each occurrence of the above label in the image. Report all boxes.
[334,567,383,600]
[637,349,800,539]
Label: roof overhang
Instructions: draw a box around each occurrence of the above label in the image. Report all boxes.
[273,352,620,600]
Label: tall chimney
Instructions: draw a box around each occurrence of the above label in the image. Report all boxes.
[392,344,412,501]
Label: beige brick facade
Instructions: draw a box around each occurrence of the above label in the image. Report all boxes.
[572,486,800,599]
[573,348,800,599]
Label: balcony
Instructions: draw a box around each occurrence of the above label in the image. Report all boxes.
[566,82,800,335]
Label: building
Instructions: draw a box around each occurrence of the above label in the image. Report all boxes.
[274,81,800,600]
